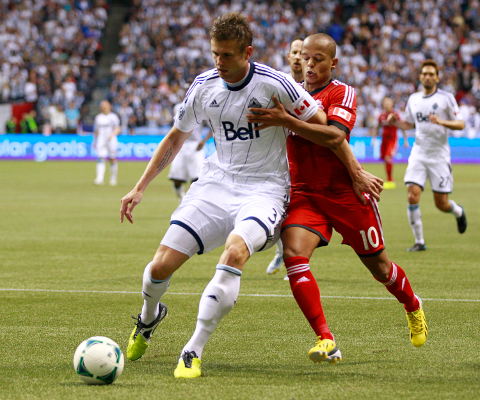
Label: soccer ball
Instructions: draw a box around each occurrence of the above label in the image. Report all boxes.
[73,336,124,385]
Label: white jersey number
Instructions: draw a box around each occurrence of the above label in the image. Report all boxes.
[360,227,380,250]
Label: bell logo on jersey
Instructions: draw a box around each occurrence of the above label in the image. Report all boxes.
[222,121,260,141]
[294,99,311,116]
[332,107,352,122]
[416,112,430,122]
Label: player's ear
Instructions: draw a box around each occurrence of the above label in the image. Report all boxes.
[244,46,253,60]
[331,57,338,71]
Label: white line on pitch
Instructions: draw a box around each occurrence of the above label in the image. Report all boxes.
[0,288,479,302]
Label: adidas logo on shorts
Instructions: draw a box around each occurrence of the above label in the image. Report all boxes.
[209,99,220,107]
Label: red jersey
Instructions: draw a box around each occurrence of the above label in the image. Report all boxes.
[378,111,399,139]
[287,79,357,191]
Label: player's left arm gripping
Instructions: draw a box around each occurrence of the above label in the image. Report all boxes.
[246,95,344,149]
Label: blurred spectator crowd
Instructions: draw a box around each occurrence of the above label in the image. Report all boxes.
[108,0,480,137]
[2,0,480,137]
[0,0,107,133]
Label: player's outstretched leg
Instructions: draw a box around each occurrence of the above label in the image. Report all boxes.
[284,256,341,363]
[174,264,241,378]
[127,262,171,360]
[266,241,284,274]
[372,259,428,347]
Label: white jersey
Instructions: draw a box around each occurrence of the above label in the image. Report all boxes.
[173,103,203,143]
[174,62,318,192]
[94,112,120,141]
[404,89,463,160]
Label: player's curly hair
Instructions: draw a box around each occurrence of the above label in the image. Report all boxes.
[210,12,253,52]
[421,59,439,75]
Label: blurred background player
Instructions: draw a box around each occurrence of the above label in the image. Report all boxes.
[372,97,408,189]
[93,100,121,186]
[248,33,427,363]
[388,60,466,252]
[168,102,212,202]
[266,37,304,276]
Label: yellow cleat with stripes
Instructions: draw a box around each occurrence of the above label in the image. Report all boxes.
[174,351,202,378]
[406,297,428,347]
[308,338,342,364]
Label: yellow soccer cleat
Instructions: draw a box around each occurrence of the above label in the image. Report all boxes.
[174,351,202,378]
[127,302,167,361]
[383,181,396,189]
[308,338,342,364]
[406,297,428,347]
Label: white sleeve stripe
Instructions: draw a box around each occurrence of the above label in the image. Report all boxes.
[341,86,349,107]
[346,86,354,108]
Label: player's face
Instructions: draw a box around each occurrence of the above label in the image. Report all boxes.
[100,101,111,114]
[301,41,337,88]
[287,40,303,74]
[419,66,440,90]
[211,40,252,83]
[383,98,394,112]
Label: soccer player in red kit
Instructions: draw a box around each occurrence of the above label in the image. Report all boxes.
[373,97,408,189]
[247,33,427,363]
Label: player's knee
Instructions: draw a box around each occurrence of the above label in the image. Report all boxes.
[407,192,420,205]
[282,243,304,259]
[222,243,249,267]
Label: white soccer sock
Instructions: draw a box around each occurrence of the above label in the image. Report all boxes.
[275,240,283,257]
[407,203,424,245]
[448,200,463,218]
[172,182,185,200]
[96,160,106,182]
[110,161,118,180]
[140,262,171,325]
[180,264,241,360]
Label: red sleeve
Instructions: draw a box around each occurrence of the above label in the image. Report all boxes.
[326,84,357,133]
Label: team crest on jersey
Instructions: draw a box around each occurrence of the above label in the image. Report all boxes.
[316,99,324,110]
[248,97,262,109]
[209,99,220,107]
[432,103,438,110]
[333,107,352,122]
[178,106,185,120]
[294,99,311,116]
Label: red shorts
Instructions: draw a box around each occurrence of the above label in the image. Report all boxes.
[282,190,385,257]
[380,137,398,159]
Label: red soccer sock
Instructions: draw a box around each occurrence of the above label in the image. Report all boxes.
[385,161,393,181]
[375,262,419,312]
[284,256,333,340]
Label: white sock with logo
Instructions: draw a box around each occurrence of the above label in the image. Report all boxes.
[180,264,241,359]
[140,262,170,325]
[448,200,463,218]
[407,203,424,245]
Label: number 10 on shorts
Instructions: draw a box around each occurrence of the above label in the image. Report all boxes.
[360,227,380,250]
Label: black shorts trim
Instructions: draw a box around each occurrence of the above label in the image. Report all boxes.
[282,224,329,248]
[242,217,270,251]
[432,190,452,194]
[357,247,385,258]
[405,181,424,191]
[171,220,204,255]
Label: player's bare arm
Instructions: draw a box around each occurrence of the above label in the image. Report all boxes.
[331,140,383,203]
[387,113,414,131]
[197,130,213,151]
[120,126,191,223]
[109,126,121,140]
[246,94,343,149]
[429,114,465,130]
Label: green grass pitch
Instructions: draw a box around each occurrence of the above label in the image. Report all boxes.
[0,161,479,400]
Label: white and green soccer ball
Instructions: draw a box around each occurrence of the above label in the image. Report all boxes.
[73,336,124,385]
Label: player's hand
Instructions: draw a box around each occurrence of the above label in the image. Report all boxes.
[120,188,143,223]
[386,113,398,124]
[352,169,383,204]
[429,113,442,125]
[403,139,409,148]
[246,95,288,129]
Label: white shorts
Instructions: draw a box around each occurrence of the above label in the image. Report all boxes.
[96,137,118,159]
[160,179,288,256]
[168,141,204,182]
[404,156,453,193]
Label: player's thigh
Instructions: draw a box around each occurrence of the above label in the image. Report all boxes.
[281,226,321,259]
[166,180,235,255]
[282,192,332,248]
[404,156,428,189]
[426,158,453,193]
[96,139,108,159]
[107,138,118,159]
[233,191,287,255]
[383,138,398,159]
[328,192,385,257]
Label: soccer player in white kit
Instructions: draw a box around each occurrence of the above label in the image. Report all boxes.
[168,102,212,202]
[120,12,370,379]
[93,100,121,186]
[388,60,466,252]
[266,37,304,276]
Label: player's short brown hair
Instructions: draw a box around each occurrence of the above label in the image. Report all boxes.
[290,37,304,49]
[210,12,253,52]
[420,59,439,75]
